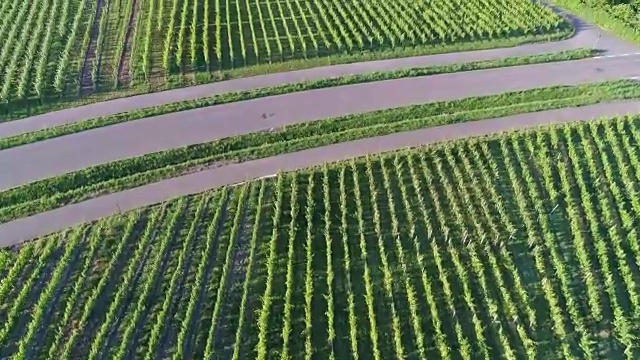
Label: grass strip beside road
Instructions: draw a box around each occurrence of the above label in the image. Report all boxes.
[550,0,640,43]
[0,48,596,149]
[1,79,638,222]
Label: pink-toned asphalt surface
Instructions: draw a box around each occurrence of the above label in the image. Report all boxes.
[2,102,640,246]
[1,8,640,245]
[2,55,640,190]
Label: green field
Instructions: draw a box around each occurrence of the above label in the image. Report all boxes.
[0,0,569,115]
[3,116,640,358]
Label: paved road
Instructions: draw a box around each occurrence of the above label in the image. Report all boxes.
[0,6,636,138]
[2,102,640,246]
[3,55,640,190]
[2,5,640,245]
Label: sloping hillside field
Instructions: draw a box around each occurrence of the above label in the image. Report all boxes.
[2,117,640,359]
[0,0,568,108]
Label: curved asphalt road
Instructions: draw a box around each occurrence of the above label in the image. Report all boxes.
[2,101,640,246]
[3,55,640,190]
[2,5,640,244]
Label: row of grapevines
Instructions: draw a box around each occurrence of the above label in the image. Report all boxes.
[53,0,90,93]
[173,188,228,359]
[552,126,635,353]
[144,193,210,360]
[112,199,186,360]
[570,127,639,357]
[189,0,198,66]
[533,131,604,326]
[82,206,167,360]
[321,165,337,360]
[255,0,271,60]
[302,173,315,360]
[13,0,53,101]
[44,214,134,359]
[139,0,155,80]
[384,155,431,358]
[256,174,284,359]
[175,0,190,70]
[417,151,474,359]
[11,226,87,360]
[244,0,260,62]
[448,145,537,357]
[499,136,576,359]
[349,161,383,360]
[466,142,538,330]
[202,0,210,69]
[230,182,265,360]
[362,157,406,358]
[127,0,145,83]
[279,174,299,359]
[337,166,360,359]
[0,0,43,101]
[0,244,35,306]
[33,0,62,98]
[404,153,453,359]
[75,0,101,93]
[113,0,135,86]
[0,233,60,346]
[162,0,180,72]
[203,184,249,358]
[232,0,245,65]
[93,1,111,88]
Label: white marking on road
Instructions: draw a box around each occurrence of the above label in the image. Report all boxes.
[258,174,277,180]
[230,173,277,187]
[593,52,640,59]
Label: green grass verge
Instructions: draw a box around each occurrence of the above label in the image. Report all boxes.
[550,0,640,43]
[1,44,587,124]
[1,79,639,222]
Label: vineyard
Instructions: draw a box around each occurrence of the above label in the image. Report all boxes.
[2,116,640,358]
[0,0,569,107]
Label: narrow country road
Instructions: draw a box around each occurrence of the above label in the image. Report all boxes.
[2,4,640,245]
[2,101,640,246]
[2,55,640,190]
